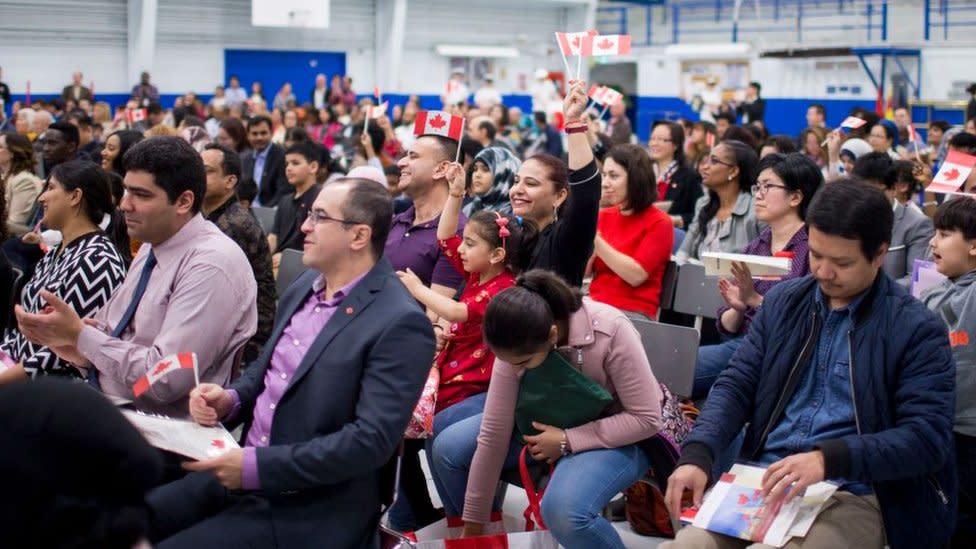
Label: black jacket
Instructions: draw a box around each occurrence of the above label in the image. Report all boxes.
[241,144,289,207]
[663,165,703,229]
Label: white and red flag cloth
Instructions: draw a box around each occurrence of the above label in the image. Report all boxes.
[706,132,716,148]
[839,116,867,130]
[366,101,388,119]
[908,124,922,144]
[927,150,976,194]
[555,29,599,56]
[133,352,198,398]
[588,85,623,106]
[414,111,465,141]
[581,34,632,57]
[126,108,147,125]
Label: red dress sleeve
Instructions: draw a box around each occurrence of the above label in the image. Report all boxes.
[438,235,468,277]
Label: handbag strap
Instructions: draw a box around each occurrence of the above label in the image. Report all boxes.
[518,445,554,531]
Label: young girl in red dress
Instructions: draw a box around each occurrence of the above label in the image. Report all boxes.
[398,161,538,425]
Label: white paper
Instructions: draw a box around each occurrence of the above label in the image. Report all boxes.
[701,252,792,277]
[911,259,948,299]
[121,409,239,461]
[690,464,838,548]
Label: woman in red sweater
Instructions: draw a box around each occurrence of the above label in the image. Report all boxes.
[588,144,674,318]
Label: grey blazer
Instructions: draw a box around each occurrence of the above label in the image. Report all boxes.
[678,191,761,261]
[884,202,934,288]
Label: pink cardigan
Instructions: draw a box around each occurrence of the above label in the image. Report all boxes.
[462,298,664,524]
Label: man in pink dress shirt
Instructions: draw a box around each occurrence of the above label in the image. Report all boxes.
[145,178,435,548]
[15,136,257,418]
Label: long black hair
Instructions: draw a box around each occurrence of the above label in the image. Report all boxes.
[466,211,540,274]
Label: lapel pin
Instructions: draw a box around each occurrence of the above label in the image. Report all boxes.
[345,307,354,315]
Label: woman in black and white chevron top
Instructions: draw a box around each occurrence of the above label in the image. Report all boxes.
[0,160,126,381]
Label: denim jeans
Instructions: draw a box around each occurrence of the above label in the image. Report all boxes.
[692,336,744,400]
[388,393,489,531]
[431,412,649,549]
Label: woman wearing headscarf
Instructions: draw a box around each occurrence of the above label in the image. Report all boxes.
[825,132,872,182]
[463,147,520,217]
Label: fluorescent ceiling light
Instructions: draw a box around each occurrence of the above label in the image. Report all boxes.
[435,45,521,58]
[665,43,752,58]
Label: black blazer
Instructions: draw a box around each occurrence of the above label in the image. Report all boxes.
[61,85,93,102]
[227,258,434,548]
[663,165,704,229]
[241,144,288,207]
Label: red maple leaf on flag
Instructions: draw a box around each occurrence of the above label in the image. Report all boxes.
[152,361,172,376]
[211,439,225,449]
[942,168,961,182]
[737,493,749,505]
[598,38,614,50]
[571,35,581,48]
[429,114,446,129]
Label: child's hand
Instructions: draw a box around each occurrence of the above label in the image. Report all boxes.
[445,162,466,198]
[396,268,423,294]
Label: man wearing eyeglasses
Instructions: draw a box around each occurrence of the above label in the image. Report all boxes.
[148,178,435,549]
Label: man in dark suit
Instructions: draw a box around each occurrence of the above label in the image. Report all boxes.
[61,71,93,102]
[241,114,288,207]
[147,178,435,549]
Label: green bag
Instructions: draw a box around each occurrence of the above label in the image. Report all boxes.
[515,350,614,437]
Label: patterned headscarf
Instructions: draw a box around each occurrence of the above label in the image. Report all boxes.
[463,147,521,217]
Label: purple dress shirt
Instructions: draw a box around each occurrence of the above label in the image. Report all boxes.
[384,206,465,290]
[230,272,367,490]
[716,225,810,336]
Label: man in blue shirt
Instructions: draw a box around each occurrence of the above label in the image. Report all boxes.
[663,180,956,549]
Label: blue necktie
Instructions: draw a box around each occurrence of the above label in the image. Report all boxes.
[88,250,157,389]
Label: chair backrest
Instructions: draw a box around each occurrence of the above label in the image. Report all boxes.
[629,317,700,397]
[252,206,276,234]
[671,263,724,319]
[276,249,306,297]
[659,260,678,313]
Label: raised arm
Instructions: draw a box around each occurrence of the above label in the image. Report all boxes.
[437,163,467,242]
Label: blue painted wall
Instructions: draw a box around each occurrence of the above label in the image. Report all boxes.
[224,49,346,104]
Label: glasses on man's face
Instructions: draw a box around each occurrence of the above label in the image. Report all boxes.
[706,155,735,168]
[751,183,789,196]
[305,210,363,227]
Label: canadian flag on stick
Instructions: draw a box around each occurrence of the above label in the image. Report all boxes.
[126,108,147,125]
[414,110,465,141]
[555,29,599,56]
[927,150,976,194]
[839,116,867,130]
[133,352,199,398]
[589,85,623,106]
[367,101,388,120]
[580,34,632,57]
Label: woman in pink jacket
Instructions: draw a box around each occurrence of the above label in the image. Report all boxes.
[429,270,664,548]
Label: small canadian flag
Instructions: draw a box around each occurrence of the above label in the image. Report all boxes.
[132,352,199,398]
[839,116,867,130]
[928,149,976,194]
[581,34,632,57]
[367,101,388,119]
[126,108,147,125]
[414,110,465,141]
[706,132,716,148]
[555,29,599,56]
[908,123,921,144]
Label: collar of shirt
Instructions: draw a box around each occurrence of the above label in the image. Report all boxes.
[206,196,238,222]
[150,214,208,269]
[311,270,370,306]
[393,206,440,230]
[254,144,271,160]
[755,224,808,252]
[814,283,871,320]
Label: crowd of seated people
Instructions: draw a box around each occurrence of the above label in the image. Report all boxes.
[2,65,976,549]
